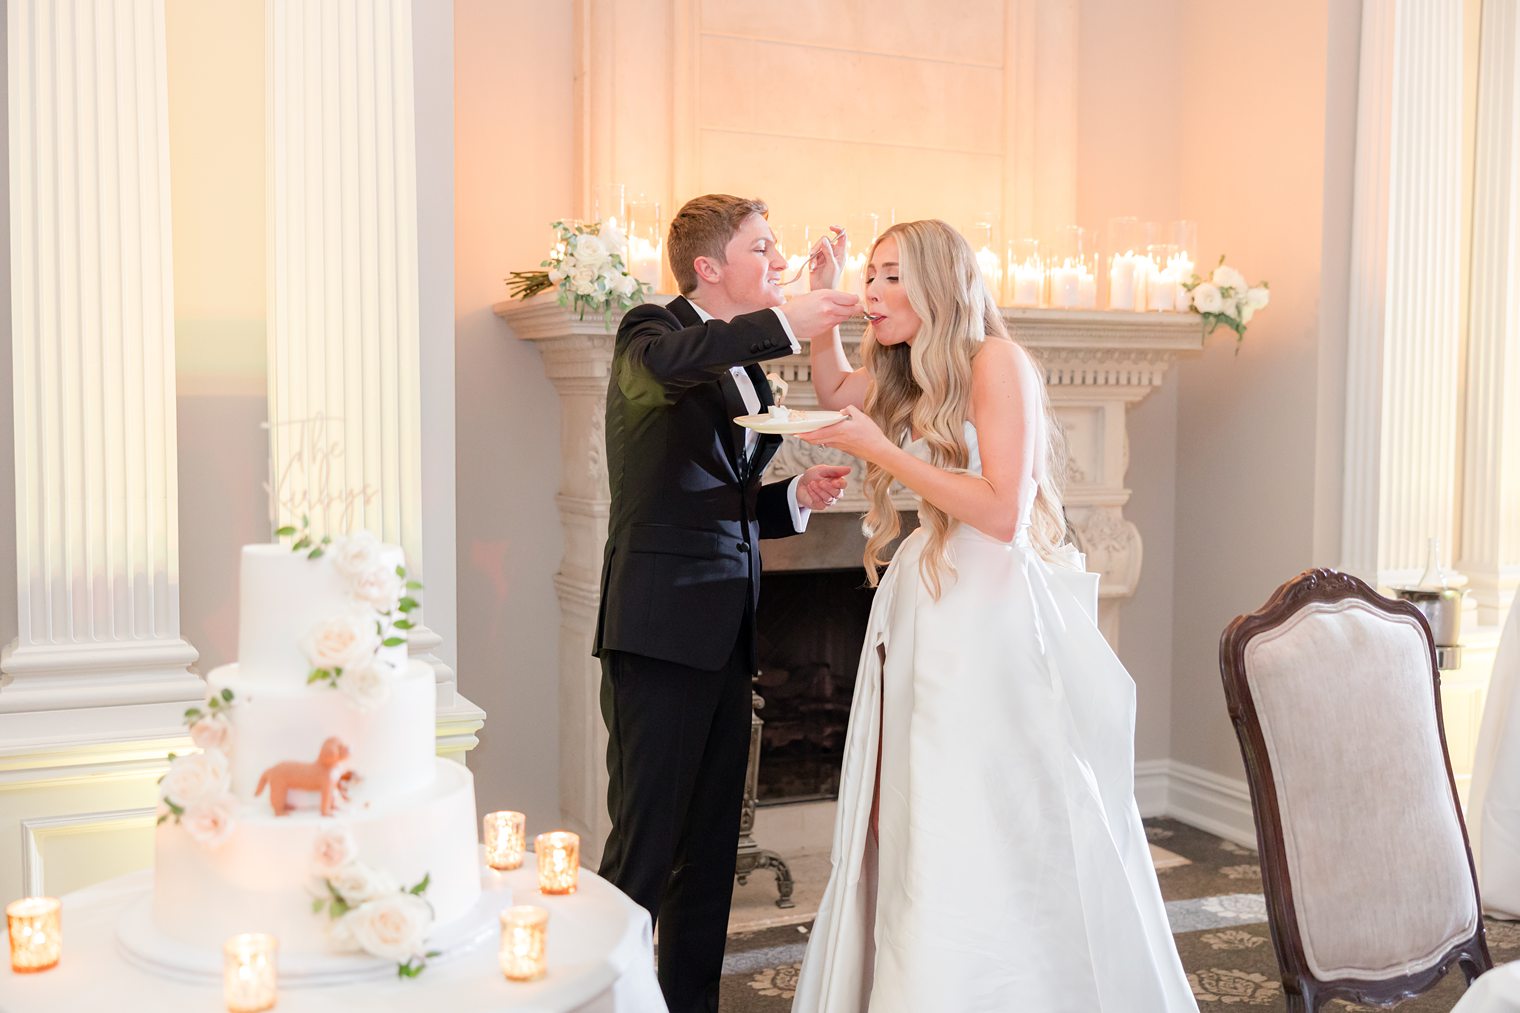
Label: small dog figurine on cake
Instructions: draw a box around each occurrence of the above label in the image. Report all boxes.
[255,736,351,817]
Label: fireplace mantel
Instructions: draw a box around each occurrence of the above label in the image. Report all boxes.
[495,295,1202,857]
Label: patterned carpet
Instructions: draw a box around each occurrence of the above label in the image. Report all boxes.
[717,818,1520,1011]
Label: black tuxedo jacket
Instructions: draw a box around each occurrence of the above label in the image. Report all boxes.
[593,295,802,671]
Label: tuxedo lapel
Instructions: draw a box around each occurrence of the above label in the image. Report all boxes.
[745,363,784,477]
[718,371,749,471]
[670,296,748,476]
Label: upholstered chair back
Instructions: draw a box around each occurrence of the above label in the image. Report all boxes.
[1220,569,1490,1011]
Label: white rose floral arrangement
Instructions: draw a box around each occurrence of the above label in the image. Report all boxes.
[506,218,650,325]
[1180,257,1271,352]
[277,521,422,713]
[309,826,438,978]
[157,688,240,848]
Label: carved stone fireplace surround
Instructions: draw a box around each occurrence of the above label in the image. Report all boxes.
[496,296,1203,862]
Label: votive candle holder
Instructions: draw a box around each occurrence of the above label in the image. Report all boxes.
[6,897,61,973]
[223,933,278,1012]
[499,905,550,981]
[535,831,580,895]
[484,810,527,871]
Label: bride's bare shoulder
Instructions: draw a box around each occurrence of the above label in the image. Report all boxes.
[971,336,1039,391]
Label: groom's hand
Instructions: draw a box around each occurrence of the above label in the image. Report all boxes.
[779,290,860,342]
[795,464,852,510]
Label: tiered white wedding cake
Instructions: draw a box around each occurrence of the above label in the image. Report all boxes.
[124,532,485,980]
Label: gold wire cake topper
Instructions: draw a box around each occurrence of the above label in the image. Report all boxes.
[262,412,381,536]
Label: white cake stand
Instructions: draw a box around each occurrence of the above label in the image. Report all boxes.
[115,882,502,985]
[3,865,667,1012]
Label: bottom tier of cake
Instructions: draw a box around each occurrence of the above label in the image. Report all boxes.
[151,757,480,954]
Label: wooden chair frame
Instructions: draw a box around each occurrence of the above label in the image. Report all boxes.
[1218,568,1492,1012]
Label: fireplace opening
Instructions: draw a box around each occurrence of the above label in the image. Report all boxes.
[752,511,917,805]
[753,567,876,803]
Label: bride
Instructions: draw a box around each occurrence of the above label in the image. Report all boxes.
[789,219,1198,1012]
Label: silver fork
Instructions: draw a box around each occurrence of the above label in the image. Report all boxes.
[775,231,846,286]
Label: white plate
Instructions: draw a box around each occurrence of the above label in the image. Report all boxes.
[734,410,846,435]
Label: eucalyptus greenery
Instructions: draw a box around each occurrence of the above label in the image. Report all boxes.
[276,513,331,559]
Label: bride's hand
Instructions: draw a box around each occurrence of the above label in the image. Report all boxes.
[798,405,894,464]
[809,225,846,292]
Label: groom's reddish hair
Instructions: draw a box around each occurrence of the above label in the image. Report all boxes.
[668,194,769,295]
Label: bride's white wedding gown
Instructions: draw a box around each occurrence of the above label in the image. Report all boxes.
[792,422,1198,1013]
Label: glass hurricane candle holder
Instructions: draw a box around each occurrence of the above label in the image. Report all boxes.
[1142,242,1180,312]
[1166,219,1198,272]
[773,223,811,294]
[626,198,662,289]
[965,217,1002,302]
[535,831,580,895]
[484,811,527,871]
[499,905,550,982]
[223,933,278,1013]
[838,212,880,295]
[592,182,625,227]
[1105,217,1146,310]
[1006,238,1043,307]
[6,897,61,973]
[1047,225,1097,309]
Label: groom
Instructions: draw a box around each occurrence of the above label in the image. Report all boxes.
[594,194,858,1013]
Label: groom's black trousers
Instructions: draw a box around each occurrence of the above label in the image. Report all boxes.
[597,615,754,1013]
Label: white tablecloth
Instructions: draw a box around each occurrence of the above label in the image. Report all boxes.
[1453,961,1520,1012]
[1470,601,1520,918]
[0,866,668,1012]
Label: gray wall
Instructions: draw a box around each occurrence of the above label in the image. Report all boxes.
[1,4,14,661]
[415,0,458,677]
[1168,0,1360,777]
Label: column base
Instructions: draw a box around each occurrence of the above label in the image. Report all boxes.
[407,623,459,708]
[0,638,203,714]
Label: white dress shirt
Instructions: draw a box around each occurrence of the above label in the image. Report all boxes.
[688,300,810,533]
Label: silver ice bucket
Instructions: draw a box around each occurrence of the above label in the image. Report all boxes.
[1391,586,1462,645]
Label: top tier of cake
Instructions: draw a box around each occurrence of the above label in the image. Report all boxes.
[237,542,409,689]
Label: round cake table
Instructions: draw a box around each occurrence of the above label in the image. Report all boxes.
[1,865,667,1012]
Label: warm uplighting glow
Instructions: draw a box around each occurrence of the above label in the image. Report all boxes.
[484,810,527,871]
[499,905,550,982]
[6,897,61,973]
[535,831,580,895]
[223,933,278,1012]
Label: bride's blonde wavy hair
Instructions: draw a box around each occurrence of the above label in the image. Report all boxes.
[860,219,1068,598]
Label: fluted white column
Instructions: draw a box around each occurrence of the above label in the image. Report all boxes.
[1458,0,1520,624]
[1342,0,1464,588]
[2,0,201,714]
[266,0,453,696]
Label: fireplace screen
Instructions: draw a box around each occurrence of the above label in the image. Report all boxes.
[753,568,877,803]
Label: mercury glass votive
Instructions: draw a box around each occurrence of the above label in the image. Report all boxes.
[6,897,61,973]
[535,831,580,895]
[499,905,550,981]
[484,810,528,871]
[223,933,278,1012]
